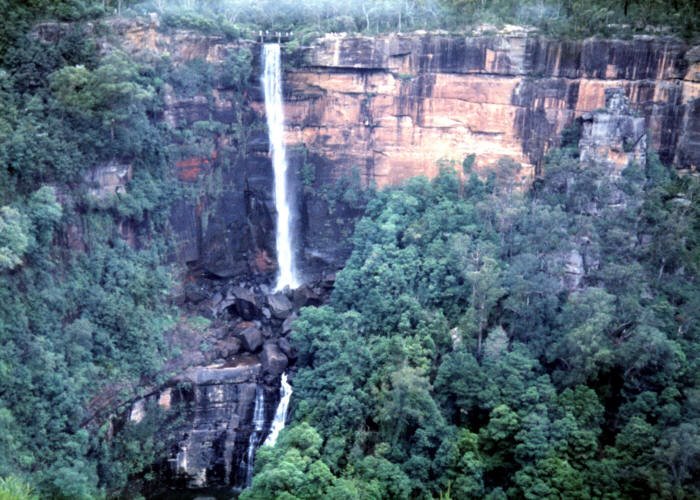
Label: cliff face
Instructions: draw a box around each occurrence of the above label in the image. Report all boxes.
[109,19,698,280]
[66,20,698,492]
[129,361,276,490]
[111,18,365,280]
[286,32,699,186]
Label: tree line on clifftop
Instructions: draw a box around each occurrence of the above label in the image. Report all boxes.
[1,0,698,65]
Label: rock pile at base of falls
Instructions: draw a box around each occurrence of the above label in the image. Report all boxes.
[128,272,336,491]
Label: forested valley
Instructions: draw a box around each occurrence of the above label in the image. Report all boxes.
[246,150,700,499]
[0,0,698,498]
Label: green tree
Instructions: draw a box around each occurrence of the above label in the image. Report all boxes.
[0,206,29,270]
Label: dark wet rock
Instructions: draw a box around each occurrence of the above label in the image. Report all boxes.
[156,362,281,488]
[261,342,288,377]
[278,337,297,361]
[238,326,263,353]
[321,272,336,288]
[292,284,322,309]
[210,292,223,308]
[220,337,242,357]
[185,283,209,304]
[267,293,293,319]
[231,287,259,320]
[282,313,297,336]
[211,326,229,340]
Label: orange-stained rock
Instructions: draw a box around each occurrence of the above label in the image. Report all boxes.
[44,18,696,186]
[175,150,218,182]
[253,249,275,274]
[282,33,698,184]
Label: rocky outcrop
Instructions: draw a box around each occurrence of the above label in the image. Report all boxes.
[261,342,289,378]
[579,88,647,171]
[83,162,132,201]
[285,33,698,186]
[129,360,278,489]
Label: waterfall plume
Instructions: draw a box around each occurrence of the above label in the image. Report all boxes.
[263,373,292,447]
[262,43,299,291]
[244,386,266,487]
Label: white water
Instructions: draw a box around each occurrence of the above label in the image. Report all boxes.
[245,386,266,487]
[263,43,299,291]
[263,373,292,447]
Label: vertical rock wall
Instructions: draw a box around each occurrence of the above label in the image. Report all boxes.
[96,19,699,279]
[285,33,698,186]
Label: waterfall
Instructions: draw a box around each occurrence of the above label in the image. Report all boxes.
[263,373,292,447]
[244,386,266,487]
[263,43,299,291]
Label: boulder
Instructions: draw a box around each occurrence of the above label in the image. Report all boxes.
[261,342,288,377]
[84,161,132,201]
[238,326,263,353]
[267,293,293,319]
[230,287,259,320]
[321,272,336,287]
[185,283,209,304]
[563,249,584,291]
[282,313,297,335]
[278,337,297,361]
[218,337,242,358]
[292,284,322,309]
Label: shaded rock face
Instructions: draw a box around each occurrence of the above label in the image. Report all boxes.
[131,362,280,490]
[579,88,647,171]
[285,33,698,186]
[125,276,335,493]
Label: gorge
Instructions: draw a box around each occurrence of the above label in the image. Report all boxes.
[1,3,699,498]
[113,21,698,493]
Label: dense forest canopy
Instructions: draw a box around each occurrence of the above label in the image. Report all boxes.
[0,0,698,498]
[245,151,700,499]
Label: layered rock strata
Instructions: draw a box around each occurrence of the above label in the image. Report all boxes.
[54,18,697,280]
[286,32,699,187]
[38,19,699,279]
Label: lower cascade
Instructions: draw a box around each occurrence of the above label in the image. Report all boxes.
[263,373,292,447]
[263,43,299,291]
[244,385,267,487]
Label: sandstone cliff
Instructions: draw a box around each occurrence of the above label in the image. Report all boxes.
[37,18,698,493]
[287,32,698,186]
[99,18,698,279]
